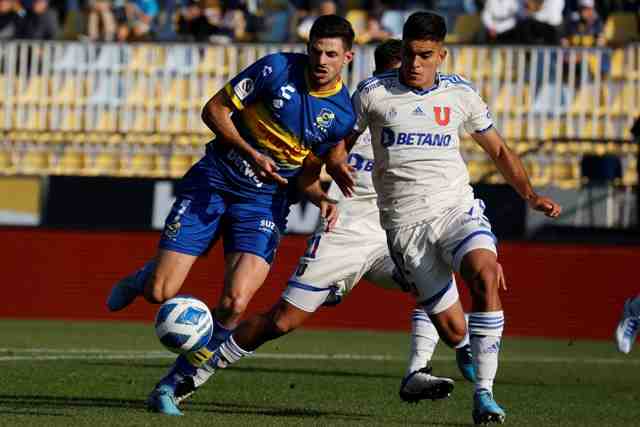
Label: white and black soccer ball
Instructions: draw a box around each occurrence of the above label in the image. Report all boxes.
[154,296,213,354]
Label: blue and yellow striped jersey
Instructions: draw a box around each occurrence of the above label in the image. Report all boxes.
[205,52,355,197]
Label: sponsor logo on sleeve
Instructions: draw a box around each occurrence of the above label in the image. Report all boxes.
[234,78,254,101]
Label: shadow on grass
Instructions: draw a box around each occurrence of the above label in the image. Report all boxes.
[88,362,399,380]
[0,394,466,425]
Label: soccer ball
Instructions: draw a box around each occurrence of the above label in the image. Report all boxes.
[154,296,213,354]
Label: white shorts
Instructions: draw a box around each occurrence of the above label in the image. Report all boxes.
[282,228,396,313]
[386,199,497,312]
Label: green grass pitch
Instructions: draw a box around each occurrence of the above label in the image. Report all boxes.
[0,320,639,426]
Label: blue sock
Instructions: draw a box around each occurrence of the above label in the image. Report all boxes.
[206,319,233,352]
[133,260,156,292]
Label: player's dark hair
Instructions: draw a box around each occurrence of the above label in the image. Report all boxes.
[309,14,355,50]
[402,11,447,43]
[374,39,402,75]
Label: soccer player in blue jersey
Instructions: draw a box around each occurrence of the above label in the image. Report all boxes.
[105,15,357,413]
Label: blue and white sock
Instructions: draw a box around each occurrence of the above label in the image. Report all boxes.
[469,311,504,394]
[207,319,233,352]
[406,308,439,375]
[216,335,253,368]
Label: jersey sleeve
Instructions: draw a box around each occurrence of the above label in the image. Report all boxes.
[351,89,370,134]
[462,88,494,134]
[224,54,285,111]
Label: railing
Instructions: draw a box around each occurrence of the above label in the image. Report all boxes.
[0,41,638,183]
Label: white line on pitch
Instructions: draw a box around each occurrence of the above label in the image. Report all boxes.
[0,349,637,365]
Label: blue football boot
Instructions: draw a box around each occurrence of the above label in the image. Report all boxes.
[146,384,183,416]
[472,389,506,425]
[455,344,477,382]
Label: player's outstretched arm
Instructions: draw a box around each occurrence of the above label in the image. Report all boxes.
[472,127,561,218]
[324,139,356,197]
[201,90,287,185]
[298,154,339,231]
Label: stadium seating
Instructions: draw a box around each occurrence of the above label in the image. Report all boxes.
[604,13,640,45]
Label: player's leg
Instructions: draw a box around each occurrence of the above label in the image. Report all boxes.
[148,200,288,414]
[615,294,640,354]
[363,253,456,400]
[107,196,225,311]
[440,199,504,424]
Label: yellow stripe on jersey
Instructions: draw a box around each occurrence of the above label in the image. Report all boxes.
[224,84,245,111]
[240,102,310,169]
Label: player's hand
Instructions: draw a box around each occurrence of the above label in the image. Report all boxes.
[326,161,356,197]
[497,262,507,291]
[319,198,339,232]
[325,142,356,197]
[252,152,288,186]
[528,194,561,218]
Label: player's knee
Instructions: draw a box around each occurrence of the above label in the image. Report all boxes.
[469,263,500,302]
[439,323,467,348]
[219,294,251,318]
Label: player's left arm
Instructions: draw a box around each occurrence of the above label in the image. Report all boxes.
[472,128,561,218]
[297,153,339,231]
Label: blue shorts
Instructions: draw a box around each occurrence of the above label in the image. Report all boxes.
[159,157,289,264]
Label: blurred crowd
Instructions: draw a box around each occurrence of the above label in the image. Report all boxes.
[0,0,637,44]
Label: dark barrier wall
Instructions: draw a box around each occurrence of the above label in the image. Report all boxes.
[4,227,637,339]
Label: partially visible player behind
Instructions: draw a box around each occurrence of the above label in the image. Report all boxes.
[105,15,358,415]
[154,40,478,412]
[328,12,561,425]
[615,294,640,353]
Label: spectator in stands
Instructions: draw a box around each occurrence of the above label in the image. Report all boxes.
[17,0,60,39]
[124,0,159,40]
[480,0,521,43]
[84,0,117,41]
[0,0,23,39]
[517,0,565,44]
[177,0,244,43]
[296,0,336,41]
[562,0,605,47]
[256,0,291,42]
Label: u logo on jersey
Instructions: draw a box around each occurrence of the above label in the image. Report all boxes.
[433,106,451,126]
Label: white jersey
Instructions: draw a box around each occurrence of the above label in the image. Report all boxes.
[353,70,494,229]
[325,129,382,236]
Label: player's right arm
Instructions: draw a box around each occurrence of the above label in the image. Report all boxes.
[201,55,288,186]
[297,153,339,231]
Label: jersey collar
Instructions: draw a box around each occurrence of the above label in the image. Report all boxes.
[304,69,343,98]
[399,72,441,96]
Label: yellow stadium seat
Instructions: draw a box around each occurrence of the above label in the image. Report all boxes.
[569,84,607,116]
[56,146,85,175]
[124,76,158,108]
[346,10,368,44]
[197,46,231,76]
[446,14,482,44]
[16,77,49,105]
[604,13,639,45]
[169,152,198,177]
[157,78,192,110]
[19,144,51,174]
[127,44,166,74]
[611,82,640,117]
[494,83,531,114]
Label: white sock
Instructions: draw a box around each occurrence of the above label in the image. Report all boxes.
[406,307,439,375]
[216,335,253,368]
[469,311,504,394]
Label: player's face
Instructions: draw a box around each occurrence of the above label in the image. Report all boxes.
[400,39,446,90]
[307,37,353,90]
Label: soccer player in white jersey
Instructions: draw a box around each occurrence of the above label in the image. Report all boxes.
[615,294,640,353]
[146,40,477,416]
[328,11,562,425]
